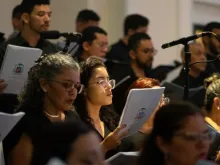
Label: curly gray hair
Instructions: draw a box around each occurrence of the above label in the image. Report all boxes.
[17,53,80,113]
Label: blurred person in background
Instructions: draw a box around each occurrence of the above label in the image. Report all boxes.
[107,14,149,64]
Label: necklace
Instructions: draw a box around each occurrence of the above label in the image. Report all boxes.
[44,111,60,118]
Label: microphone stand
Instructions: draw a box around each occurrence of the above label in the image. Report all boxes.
[161,31,220,100]
[61,33,71,53]
[183,33,220,100]
[63,39,70,53]
[183,42,190,100]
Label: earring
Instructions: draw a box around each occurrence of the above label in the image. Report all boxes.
[43,88,47,92]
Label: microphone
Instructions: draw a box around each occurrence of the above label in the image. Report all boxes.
[161,32,212,49]
[40,30,82,42]
[40,30,64,39]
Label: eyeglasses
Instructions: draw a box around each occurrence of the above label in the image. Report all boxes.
[143,48,158,56]
[174,131,215,143]
[49,80,84,94]
[88,79,115,89]
[94,41,108,49]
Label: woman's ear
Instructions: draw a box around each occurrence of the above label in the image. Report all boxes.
[156,136,170,155]
[39,78,48,92]
[213,97,220,110]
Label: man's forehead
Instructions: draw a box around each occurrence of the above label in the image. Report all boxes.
[139,39,153,48]
[32,5,51,12]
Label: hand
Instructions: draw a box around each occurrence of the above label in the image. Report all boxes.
[216,151,220,164]
[0,79,7,94]
[101,124,128,153]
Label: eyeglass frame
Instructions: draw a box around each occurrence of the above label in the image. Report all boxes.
[88,79,116,89]
[141,48,158,56]
[174,131,216,143]
[48,79,84,94]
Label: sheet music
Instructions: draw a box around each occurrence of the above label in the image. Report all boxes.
[105,152,139,165]
[119,87,165,137]
[0,112,25,142]
[0,45,42,94]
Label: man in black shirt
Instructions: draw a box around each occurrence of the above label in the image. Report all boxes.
[0,0,59,113]
[57,9,100,55]
[202,22,220,72]
[172,43,209,88]
[106,14,149,64]
[109,33,156,114]
[75,26,108,62]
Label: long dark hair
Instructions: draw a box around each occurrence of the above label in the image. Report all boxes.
[17,53,80,114]
[138,101,202,165]
[74,56,119,131]
[32,121,92,165]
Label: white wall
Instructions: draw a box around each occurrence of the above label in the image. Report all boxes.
[50,0,87,33]
[193,0,220,25]
[0,0,22,37]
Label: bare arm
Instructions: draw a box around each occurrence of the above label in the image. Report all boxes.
[8,134,33,165]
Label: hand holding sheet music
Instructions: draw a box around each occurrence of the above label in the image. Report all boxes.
[119,87,165,137]
[0,45,42,94]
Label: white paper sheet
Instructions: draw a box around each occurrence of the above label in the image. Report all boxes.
[0,112,25,142]
[0,44,42,94]
[119,87,165,137]
[105,152,139,165]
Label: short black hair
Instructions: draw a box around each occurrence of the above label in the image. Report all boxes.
[128,32,151,51]
[76,9,100,23]
[12,5,22,19]
[81,26,107,44]
[203,22,220,32]
[124,14,149,36]
[20,0,50,14]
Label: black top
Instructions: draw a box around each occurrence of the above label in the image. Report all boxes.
[3,110,80,163]
[106,40,130,64]
[206,53,220,73]
[0,34,60,114]
[207,124,220,161]
[85,121,133,159]
[172,68,209,88]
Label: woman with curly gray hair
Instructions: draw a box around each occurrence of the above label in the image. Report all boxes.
[3,53,83,165]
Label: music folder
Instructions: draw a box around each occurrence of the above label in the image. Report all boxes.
[0,44,42,94]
